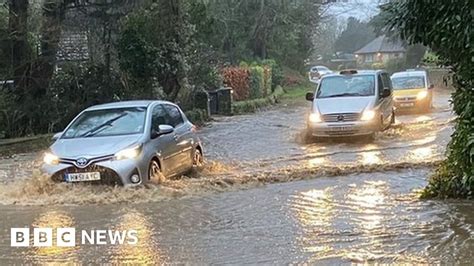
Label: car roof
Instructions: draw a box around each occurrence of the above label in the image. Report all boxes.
[321,69,382,78]
[85,100,173,111]
[310,65,329,70]
[391,70,427,78]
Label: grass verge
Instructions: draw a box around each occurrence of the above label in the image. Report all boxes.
[232,84,311,114]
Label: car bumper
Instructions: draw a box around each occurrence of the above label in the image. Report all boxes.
[42,158,146,186]
[394,97,431,110]
[307,120,379,137]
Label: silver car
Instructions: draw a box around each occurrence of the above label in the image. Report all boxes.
[308,65,333,83]
[42,100,204,186]
[305,70,395,139]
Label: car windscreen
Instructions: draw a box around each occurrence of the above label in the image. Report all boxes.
[316,75,375,98]
[62,107,147,139]
[391,76,425,90]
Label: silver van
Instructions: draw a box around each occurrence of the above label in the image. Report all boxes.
[305,70,395,139]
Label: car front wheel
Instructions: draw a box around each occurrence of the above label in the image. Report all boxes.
[148,159,165,184]
[193,148,204,168]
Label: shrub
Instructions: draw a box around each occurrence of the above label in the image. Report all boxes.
[261,59,283,91]
[371,62,385,69]
[222,67,250,101]
[249,66,265,99]
[47,63,123,131]
[384,58,406,74]
[184,108,210,126]
[263,66,272,96]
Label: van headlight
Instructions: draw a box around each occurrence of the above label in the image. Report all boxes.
[115,144,142,160]
[360,110,376,121]
[417,91,428,100]
[43,152,59,165]
[309,113,322,123]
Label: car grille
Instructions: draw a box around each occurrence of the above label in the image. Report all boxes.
[51,165,123,186]
[322,113,360,122]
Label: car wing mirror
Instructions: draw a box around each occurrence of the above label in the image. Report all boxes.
[306,92,315,101]
[151,125,174,139]
[52,132,62,141]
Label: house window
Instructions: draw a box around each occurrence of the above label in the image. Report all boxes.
[365,54,374,63]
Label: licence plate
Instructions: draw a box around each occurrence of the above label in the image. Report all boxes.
[401,103,414,107]
[65,172,101,182]
[329,126,352,131]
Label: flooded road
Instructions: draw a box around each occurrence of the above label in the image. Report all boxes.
[1,88,472,264]
[1,169,472,264]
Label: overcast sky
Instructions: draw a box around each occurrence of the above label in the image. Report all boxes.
[324,0,384,22]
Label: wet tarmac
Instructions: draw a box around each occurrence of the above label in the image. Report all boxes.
[1,88,472,264]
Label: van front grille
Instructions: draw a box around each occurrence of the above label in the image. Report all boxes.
[322,113,360,122]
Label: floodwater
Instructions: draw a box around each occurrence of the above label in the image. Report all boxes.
[1,88,472,264]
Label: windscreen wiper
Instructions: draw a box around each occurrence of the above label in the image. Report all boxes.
[326,92,363,98]
[80,112,127,138]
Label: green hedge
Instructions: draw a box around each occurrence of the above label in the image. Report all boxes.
[233,86,285,114]
[185,108,210,126]
[249,66,265,99]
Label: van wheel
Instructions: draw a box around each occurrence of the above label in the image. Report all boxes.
[148,159,165,184]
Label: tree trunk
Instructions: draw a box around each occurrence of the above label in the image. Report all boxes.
[8,0,30,85]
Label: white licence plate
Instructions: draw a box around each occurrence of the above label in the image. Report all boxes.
[65,172,101,182]
[329,126,352,131]
[401,103,415,107]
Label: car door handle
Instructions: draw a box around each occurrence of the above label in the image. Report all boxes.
[173,135,179,141]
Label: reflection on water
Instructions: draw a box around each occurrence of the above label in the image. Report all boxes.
[359,151,383,165]
[415,115,432,123]
[110,210,167,264]
[409,145,436,161]
[0,170,472,264]
[307,157,327,167]
[290,188,334,259]
[30,210,79,263]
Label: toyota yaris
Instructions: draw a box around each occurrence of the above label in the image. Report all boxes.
[42,100,204,186]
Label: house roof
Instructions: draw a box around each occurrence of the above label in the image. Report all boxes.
[354,35,406,54]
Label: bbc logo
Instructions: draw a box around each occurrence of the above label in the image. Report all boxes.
[11,228,75,247]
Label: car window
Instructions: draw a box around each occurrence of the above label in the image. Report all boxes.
[316,75,375,98]
[164,105,184,128]
[391,76,426,90]
[151,104,168,131]
[62,107,146,139]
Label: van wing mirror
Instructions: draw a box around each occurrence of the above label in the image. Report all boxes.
[381,88,391,98]
[306,92,315,101]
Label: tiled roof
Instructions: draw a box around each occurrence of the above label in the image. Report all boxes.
[354,35,406,54]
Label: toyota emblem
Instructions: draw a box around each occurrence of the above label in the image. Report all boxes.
[76,157,88,167]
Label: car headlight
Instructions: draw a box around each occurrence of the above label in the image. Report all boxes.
[115,144,142,160]
[360,110,376,121]
[309,113,322,123]
[417,90,428,100]
[43,152,59,165]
